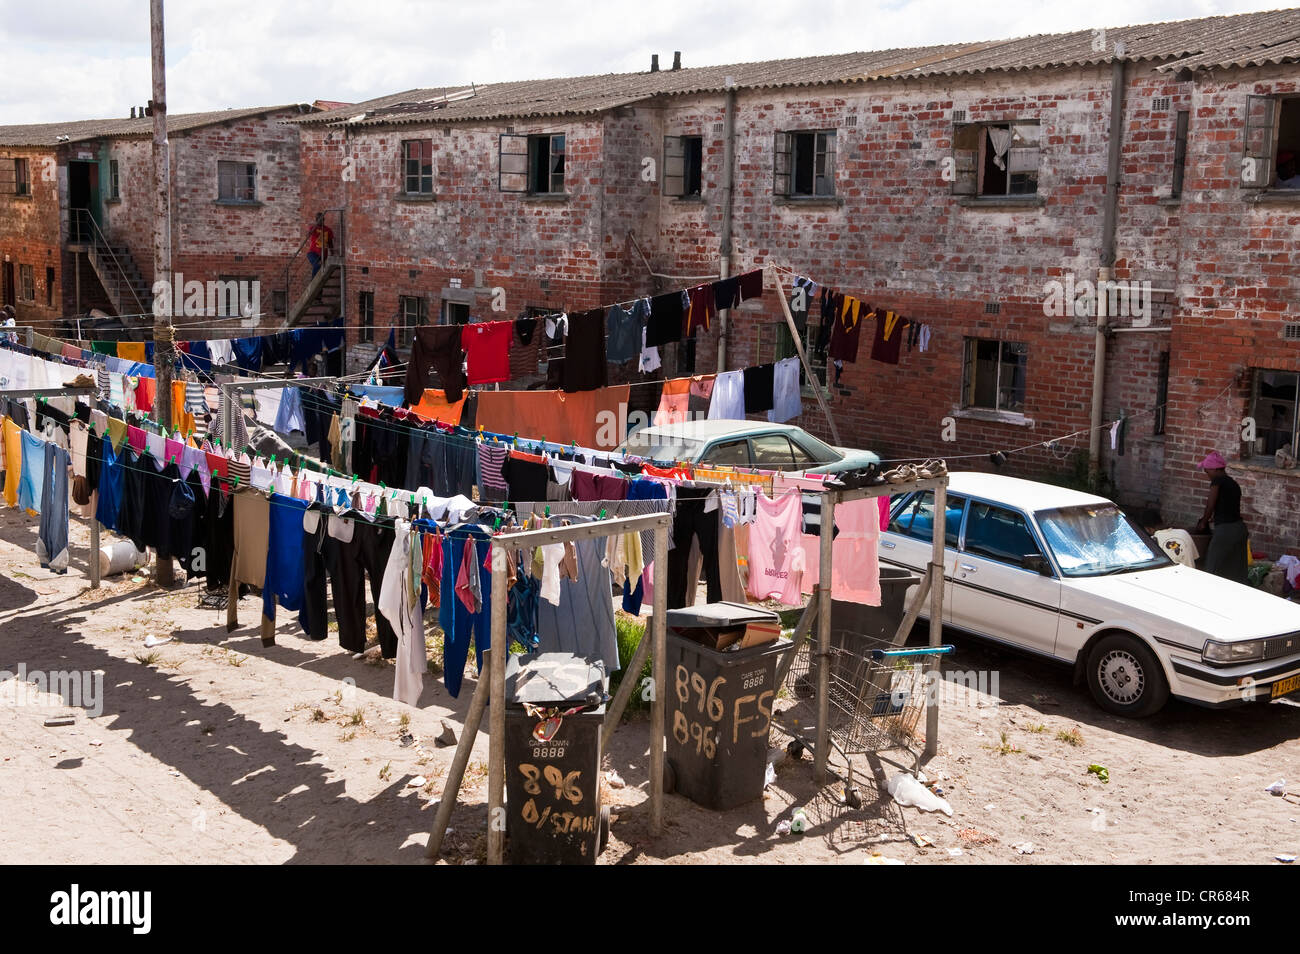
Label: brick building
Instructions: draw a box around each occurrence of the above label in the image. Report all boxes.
[293,9,1300,552]
[0,104,314,333]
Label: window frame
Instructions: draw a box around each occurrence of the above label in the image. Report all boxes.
[18,264,34,301]
[961,337,1028,414]
[398,295,427,349]
[108,159,121,200]
[0,158,30,196]
[358,290,375,343]
[1170,111,1190,198]
[699,438,753,468]
[749,433,800,470]
[951,120,1041,197]
[774,129,837,198]
[528,133,565,195]
[960,499,1049,573]
[663,134,704,198]
[1249,367,1300,459]
[402,139,434,195]
[889,491,968,549]
[216,160,257,202]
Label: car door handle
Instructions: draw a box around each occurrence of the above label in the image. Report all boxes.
[881,540,896,549]
[959,563,976,572]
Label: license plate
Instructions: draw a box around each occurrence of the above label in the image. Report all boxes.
[1271,674,1300,698]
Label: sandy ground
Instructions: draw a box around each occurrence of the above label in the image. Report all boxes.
[2,507,1299,865]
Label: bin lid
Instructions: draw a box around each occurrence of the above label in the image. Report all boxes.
[506,653,607,706]
[665,601,779,630]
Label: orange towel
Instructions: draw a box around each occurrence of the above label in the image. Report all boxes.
[410,388,466,426]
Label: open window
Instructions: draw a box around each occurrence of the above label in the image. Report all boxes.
[18,264,34,301]
[499,133,566,194]
[962,338,1027,413]
[0,158,30,196]
[962,502,1046,572]
[1249,368,1299,458]
[398,295,427,348]
[774,130,836,197]
[663,135,703,197]
[1243,95,1300,190]
[951,122,1040,196]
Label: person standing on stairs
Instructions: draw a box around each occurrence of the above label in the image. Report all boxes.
[306,212,334,278]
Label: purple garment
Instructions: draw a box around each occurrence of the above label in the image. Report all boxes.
[570,469,629,502]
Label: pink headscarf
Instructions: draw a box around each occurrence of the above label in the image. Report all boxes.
[1197,451,1227,470]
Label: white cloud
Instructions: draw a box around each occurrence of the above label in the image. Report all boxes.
[0,0,1286,123]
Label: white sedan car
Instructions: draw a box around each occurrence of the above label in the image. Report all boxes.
[882,472,1300,717]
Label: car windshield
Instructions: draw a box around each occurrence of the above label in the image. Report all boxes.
[795,432,841,463]
[618,430,705,461]
[1036,504,1170,577]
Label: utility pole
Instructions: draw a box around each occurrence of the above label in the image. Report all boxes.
[150,0,175,587]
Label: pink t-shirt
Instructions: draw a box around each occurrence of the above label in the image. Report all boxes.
[799,497,882,605]
[747,490,806,605]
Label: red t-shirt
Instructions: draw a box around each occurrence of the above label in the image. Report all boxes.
[461,321,512,385]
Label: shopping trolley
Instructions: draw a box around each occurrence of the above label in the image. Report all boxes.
[778,632,953,808]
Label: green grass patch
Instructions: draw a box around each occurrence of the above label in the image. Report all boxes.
[611,614,652,719]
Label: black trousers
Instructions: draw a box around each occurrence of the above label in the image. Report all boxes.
[325,520,398,658]
[667,488,721,610]
[204,488,234,590]
[298,517,330,641]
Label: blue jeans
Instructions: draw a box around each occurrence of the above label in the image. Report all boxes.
[307,251,321,276]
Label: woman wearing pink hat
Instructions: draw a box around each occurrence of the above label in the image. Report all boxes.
[1194,451,1248,583]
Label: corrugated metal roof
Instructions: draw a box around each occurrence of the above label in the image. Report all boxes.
[0,104,313,148]
[294,8,1300,130]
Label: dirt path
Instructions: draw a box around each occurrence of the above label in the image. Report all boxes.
[2,508,1298,864]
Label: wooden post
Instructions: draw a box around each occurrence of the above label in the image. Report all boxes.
[650,523,668,832]
[88,512,101,590]
[888,571,932,648]
[925,481,947,758]
[149,0,175,588]
[486,538,508,865]
[768,264,840,446]
[426,649,491,859]
[813,488,836,782]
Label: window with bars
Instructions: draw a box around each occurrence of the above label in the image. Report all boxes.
[399,295,427,348]
[0,158,30,196]
[18,265,34,301]
[774,130,836,197]
[358,290,375,343]
[951,122,1040,197]
[217,160,256,201]
[108,159,121,200]
[402,140,433,194]
[962,338,1028,413]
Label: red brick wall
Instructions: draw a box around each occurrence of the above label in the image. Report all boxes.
[0,146,63,327]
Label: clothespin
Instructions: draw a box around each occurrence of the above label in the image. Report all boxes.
[598,508,607,520]
[233,475,241,489]
[544,505,550,518]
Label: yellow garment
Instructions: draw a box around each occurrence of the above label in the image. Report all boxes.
[106,417,128,452]
[117,342,146,362]
[2,417,21,507]
[691,465,774,496]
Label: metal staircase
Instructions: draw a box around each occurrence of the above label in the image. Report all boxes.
[69,209,152,323]
[281,208,344,327]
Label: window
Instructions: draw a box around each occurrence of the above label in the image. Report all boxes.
[45,267,54,308]
[18,265,34,301]
[1242,95,1300,190]
[962,338,1027,413]
[951,122,1040,196]
[750,435,798,469]
[399,295,427,348]
[889,492,966,548]
[700,439,751,467]
[442,301,469,325]
[358,290,375,343]
[963,502,1044,570]
[663,135,703,197]
[774,130,836,197]
[271,289,286,317]
[217,161,256,202]
[498,133,565,194]
[108,159,121,200]
[1170,111,1189,198]
[1154,350,1169,436]
[402,140,433,195]
[1250,369,1299,457]
[0,158,30,196]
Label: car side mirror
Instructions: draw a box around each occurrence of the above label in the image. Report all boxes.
[1022,554,1051,576]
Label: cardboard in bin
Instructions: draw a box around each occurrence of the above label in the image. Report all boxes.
[667,602,781,651]
[506,653,607,706]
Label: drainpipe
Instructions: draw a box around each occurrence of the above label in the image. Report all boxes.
[1089,53,1127,483]
[717,77,736,372]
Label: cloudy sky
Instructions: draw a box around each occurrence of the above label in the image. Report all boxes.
[0,0,1288,123]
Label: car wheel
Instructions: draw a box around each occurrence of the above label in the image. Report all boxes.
[1085,634,1170,718]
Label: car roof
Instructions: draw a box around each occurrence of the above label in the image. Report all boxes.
[944,472,1114,512]
[628,420,808,441]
